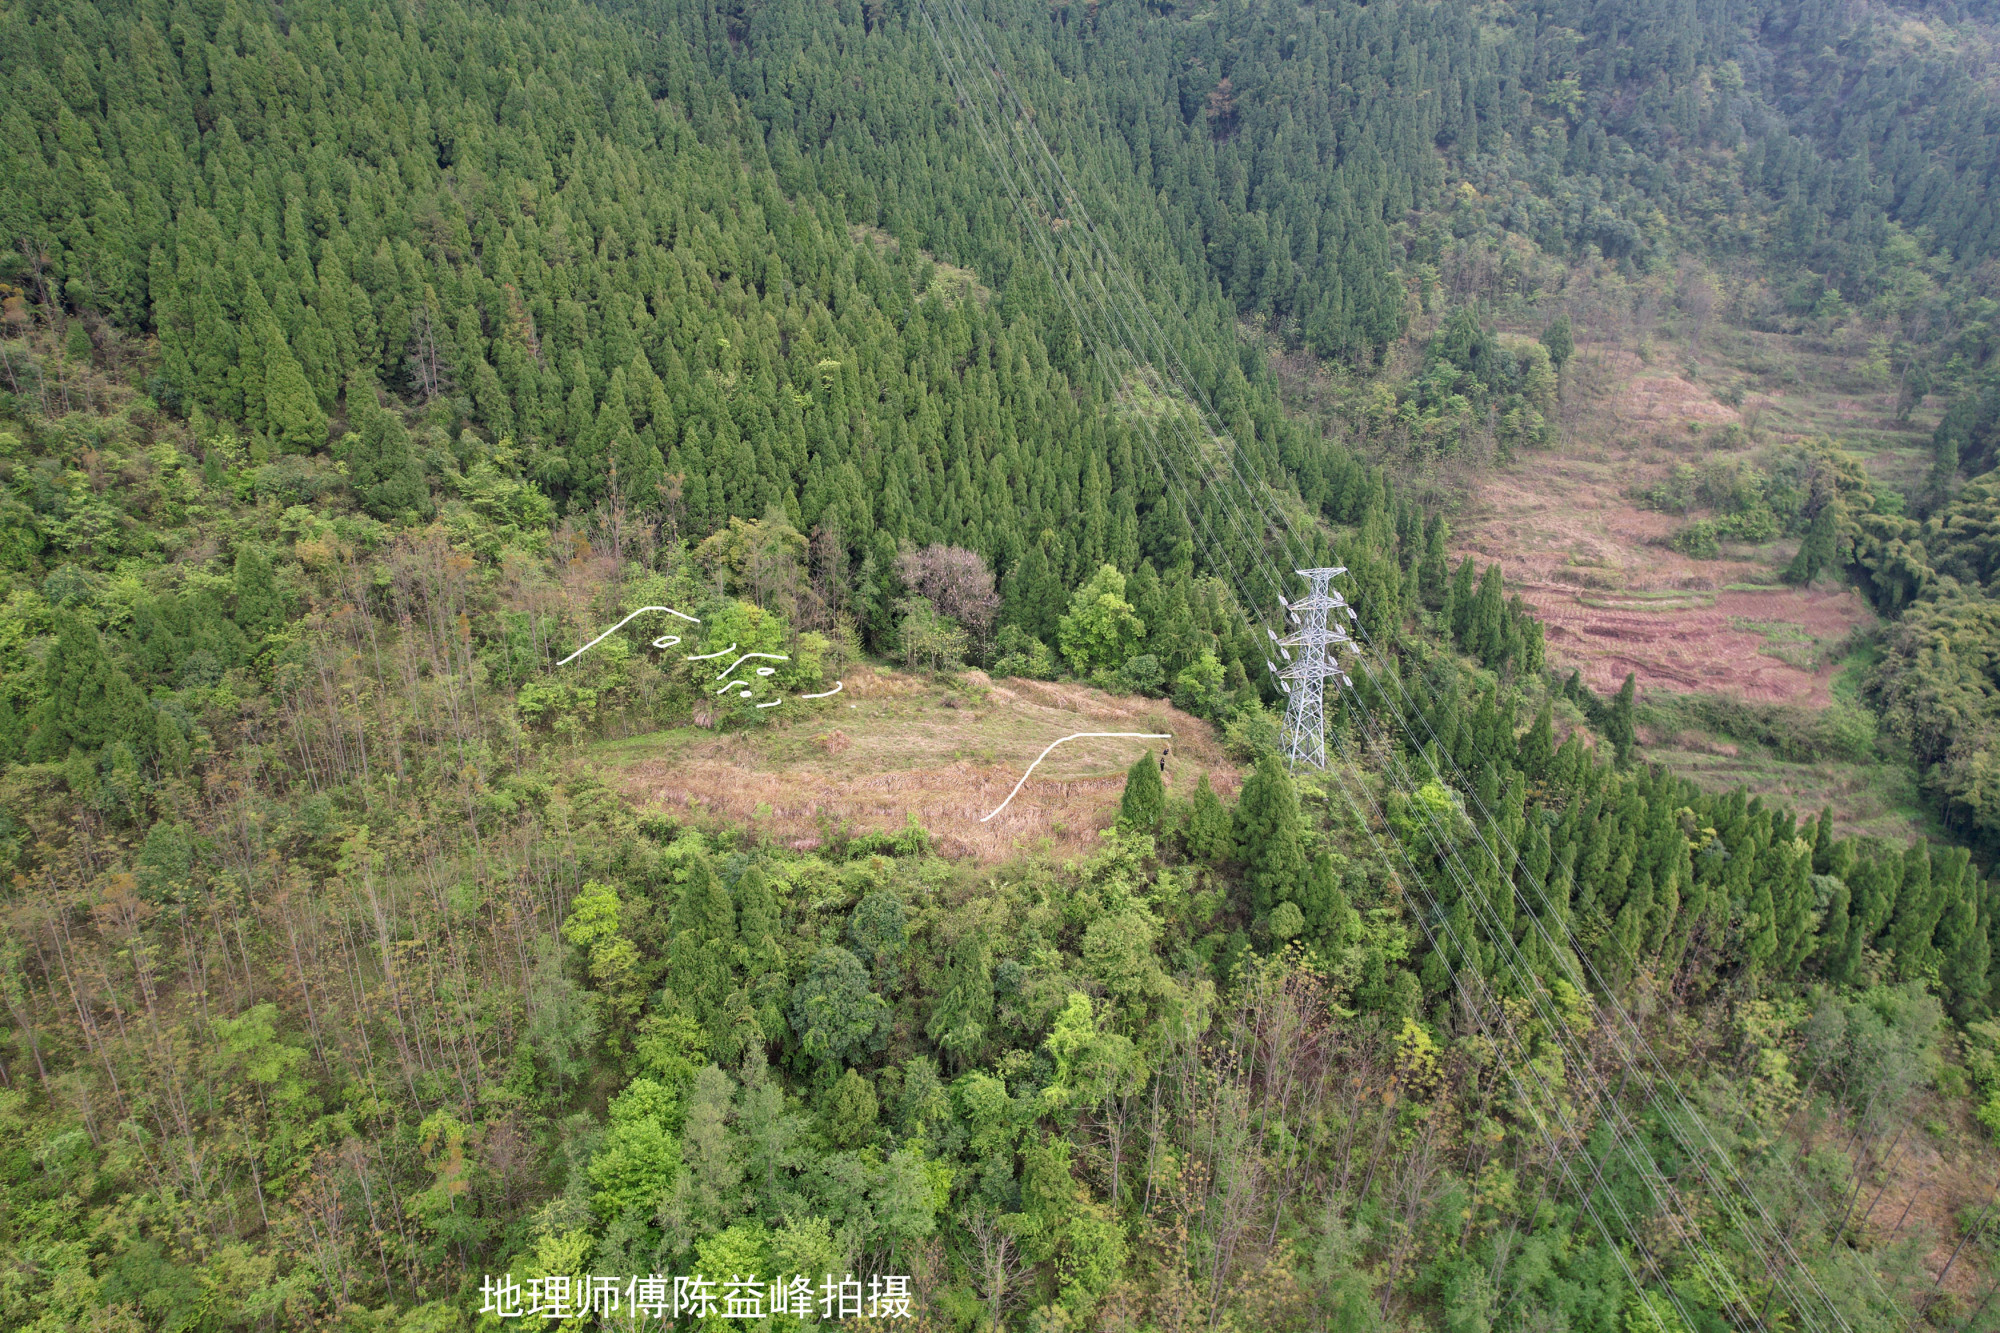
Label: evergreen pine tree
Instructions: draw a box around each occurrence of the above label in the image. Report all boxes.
[342,377,431,519]
[27,613,155,762]
[1232,754,1307,917]
[1418,515,1450,609]
[257,319,327,452]
[1816,872,1852,979]
[1118,749,1165,832]
[1471,565,1506,662]
[925,931,994,1070]
[1937,889,1990,1017]
[1785,501,1837,587]
[1810,806,1836,874]
[233,546,285,643]
[1606,673,1637,767]
[1184,772,1233,863]
[1519,698,1554,777]
[1446,557,1477,647]
[1540,314,1574,371]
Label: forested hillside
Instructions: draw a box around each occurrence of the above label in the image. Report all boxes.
[3,0,2000,1329]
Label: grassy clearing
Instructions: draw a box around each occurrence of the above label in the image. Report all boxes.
[584,666,1242,863]
[1575,592,1718,610]
[1635,664,1934,842]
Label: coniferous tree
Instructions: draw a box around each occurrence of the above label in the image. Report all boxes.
[1233,754,1307,917]
[926,931,993,1070]
[233,547,285,643]
[1785,501,1838,587]
[27,613,153,762]
[1540,314,1574,371]
[258,320,327,453]
[1418,516,1451,609]
[1445,557,1477,647]
[1607,674,1637,767]
[1519,699,1555,778]
[1184,772,1233,863]
[1118,749,1165,832]
[342,377,431,520]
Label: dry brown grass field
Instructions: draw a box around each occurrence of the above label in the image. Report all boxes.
[586,665,1242,863]
[1453,332,1912,705]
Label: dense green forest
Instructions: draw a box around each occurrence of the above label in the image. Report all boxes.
[3,0,2000,1329]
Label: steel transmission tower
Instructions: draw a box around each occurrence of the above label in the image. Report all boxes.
[1268,568,1355,772]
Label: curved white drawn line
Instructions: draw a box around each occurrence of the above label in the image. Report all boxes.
[755,699,782,709]
[651,635,682,650]
[557,606,700,665]
[685,643,737,662]
[715,678,749,693]
[799,681,844,699]
[980,732,1173,823]
[755,666,777,677]
[716,651,789,679]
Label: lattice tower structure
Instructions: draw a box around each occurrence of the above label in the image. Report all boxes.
[1273,568,1354,772]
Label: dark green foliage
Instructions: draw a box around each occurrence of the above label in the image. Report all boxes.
[231,547,284,643]
[847,891,907,974]
[788,945,887,1068]
[27,613,152,763]
[1607,674,1637,767]
[926,930,994,1070]
[1233,754,1307,917]
[341,379,430,521]
[1118,749,1166,832]
[1540,315,1574,370]
[1785,501,1838,587]
[1184,771,1234,863]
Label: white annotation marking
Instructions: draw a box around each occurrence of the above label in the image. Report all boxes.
[801,682,845,699]
[557,606,700,665]
[717,651,788,679]
[684,643,736,661]
[979,732,1173,823]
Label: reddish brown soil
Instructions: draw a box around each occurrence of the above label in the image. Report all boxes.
[1526,585,1872,703]
[1806,1107,1996,1303]
[1454,345,1881,705]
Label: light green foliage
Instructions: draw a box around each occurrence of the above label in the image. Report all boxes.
[896,596,968,673]
[823,1067,880,1149]
[1057,564,1146,675]
[1040,993,1145,1116]
[1172,649,1230,718]
[590,1080,685,1217]
[562,879,645,1037]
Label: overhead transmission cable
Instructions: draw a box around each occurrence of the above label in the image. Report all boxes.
[938,27,1891,1314]
[911,7,1772,1329]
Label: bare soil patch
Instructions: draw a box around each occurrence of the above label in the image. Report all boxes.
[1528,584,1872,704]
[1454,338,1899,705]
[589,666,1240,863]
